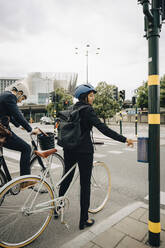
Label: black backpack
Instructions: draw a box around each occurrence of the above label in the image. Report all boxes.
[57,105,89,149]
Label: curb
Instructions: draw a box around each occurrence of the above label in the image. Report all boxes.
[61,202,145,248]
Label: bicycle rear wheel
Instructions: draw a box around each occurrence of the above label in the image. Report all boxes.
[0,176,54,248]
[89,161,111,213]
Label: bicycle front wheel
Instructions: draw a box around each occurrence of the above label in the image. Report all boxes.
[89,161,111,213]
[0,169,6,206]
[0,176,54,248]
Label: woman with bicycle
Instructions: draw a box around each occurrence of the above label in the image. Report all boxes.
[59,84,134,230]
[0,81,38,184]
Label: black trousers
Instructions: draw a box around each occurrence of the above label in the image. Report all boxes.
[4,131,31,176]
[59,151,93,223]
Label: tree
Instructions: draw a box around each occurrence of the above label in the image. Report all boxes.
[136,75,165,109]
[160,75,165,107]
[93,82,120,123]
[136,81,148,110]
[46,88,73,117]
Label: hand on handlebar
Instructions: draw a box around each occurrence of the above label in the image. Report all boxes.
[31,128,41,135]
[31,127,48,136]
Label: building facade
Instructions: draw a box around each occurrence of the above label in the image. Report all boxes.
[0,77,23,94]
[0,73,78,122]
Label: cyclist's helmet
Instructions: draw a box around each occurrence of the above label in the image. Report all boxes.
[74,84,97,99]
[5,81,30,100]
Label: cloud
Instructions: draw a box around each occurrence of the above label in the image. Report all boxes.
[0,0,48,42]
[0,0,164,99]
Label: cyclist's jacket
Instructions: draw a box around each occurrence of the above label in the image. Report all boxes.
[0,91,32,132]
[67,101,127,153]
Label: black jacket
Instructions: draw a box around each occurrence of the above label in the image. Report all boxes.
[0,91,32,132]
[67,101,127,153]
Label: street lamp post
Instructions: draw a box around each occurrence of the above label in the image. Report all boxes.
[75,45,100,84]
[86,44,90,84]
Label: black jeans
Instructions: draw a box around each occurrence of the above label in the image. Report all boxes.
[4,131,31,176]
[59,151,93,223]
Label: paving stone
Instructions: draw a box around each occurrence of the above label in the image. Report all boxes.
[80,242,96,248]
[114,216,148,241]
[91,227,125,248]
[129,208,147,220]
[115,236,149,248]
[139,210,148,224]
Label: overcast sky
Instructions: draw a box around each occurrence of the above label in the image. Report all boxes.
[0,0,165,99]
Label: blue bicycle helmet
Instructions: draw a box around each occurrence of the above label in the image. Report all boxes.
[74,84,97,99]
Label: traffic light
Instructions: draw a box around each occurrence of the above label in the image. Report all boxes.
[132,96,136,105]
[119,90,125,101]
[49,92,53,102]
[112,87,118,100]
[49,92,56,103]
[159,0,165,20]
[122,90,125,101]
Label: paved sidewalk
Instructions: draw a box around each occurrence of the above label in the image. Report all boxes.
[61,202,165,248]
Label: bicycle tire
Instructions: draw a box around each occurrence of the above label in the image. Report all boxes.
[89,161,111,213]
[0,175,54,248]
[30,153,64,185]
[0,169,6,205]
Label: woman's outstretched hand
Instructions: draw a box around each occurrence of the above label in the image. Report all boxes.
[126,139,135,147]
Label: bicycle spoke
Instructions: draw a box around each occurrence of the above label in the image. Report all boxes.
[0,176,54,247]
[89,162,111,213]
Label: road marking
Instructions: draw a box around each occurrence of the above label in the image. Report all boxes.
[3,149,20,161]
[104,142,117,145]
[94,153,106,158]
[144,191,165,205]
[108,151,123,154]
[123,148,136,152]
[51,163,63,169]
[7,163,17,169]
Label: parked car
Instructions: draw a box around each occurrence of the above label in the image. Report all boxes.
[40,117,54,125]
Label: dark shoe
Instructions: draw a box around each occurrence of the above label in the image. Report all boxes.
[79,219,95,230]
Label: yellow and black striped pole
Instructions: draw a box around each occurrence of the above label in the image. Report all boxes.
[119,111,122,135]
[148,75,160,247]
[147,1,160,246]
[139,0,161,246]
[148,1,161,246]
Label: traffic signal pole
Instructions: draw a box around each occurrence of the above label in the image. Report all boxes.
[139,0,161,246]
[135,106,138,136]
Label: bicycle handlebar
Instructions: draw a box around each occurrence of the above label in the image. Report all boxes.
[30,127,48,139]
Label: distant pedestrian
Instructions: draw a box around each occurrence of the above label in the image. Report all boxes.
[58,84,134,230]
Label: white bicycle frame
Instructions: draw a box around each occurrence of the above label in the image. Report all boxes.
[23,155,80,226]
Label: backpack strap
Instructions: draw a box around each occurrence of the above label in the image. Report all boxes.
[74,105,90,111]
